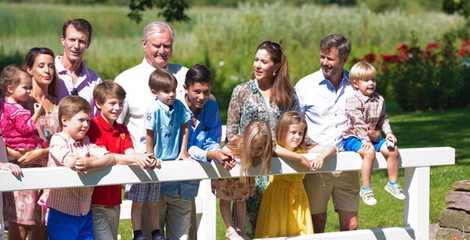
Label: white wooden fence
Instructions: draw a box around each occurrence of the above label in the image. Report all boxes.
[0,146,455,240]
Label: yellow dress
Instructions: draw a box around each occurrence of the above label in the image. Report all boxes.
[254,172,313,238]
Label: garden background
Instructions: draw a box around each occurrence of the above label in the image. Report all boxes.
[0,0,469,239]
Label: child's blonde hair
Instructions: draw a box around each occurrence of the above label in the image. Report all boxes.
[58,95,92,128]
[349,61,377,87]
[0,64,31,98]
[275,110,310,152]
[226,120,273,181]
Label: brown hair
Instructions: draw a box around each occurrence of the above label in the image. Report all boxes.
[275,110,311,152]
[93,80,126,105]
[320,34,351,59]
[62,18,93,46]
[58,95,91,128]
[251,40,295,110]
[0,64,31,98]
[23,47,58,97]
[148,68,177,93]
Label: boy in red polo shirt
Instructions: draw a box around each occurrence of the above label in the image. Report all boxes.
[87,80,157,240]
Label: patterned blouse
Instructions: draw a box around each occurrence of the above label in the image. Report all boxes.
[226,79,298,141]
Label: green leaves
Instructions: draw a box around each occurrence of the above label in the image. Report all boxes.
[127,0,190,23]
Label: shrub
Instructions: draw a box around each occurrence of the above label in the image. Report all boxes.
[354,34,470,112]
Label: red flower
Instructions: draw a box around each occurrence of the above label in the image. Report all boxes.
[353,57,364,63]
[425,41,440,50]
[458,40,470,57]
[381,54,401,63]
[364,53,377,63]
[397,43,408,52]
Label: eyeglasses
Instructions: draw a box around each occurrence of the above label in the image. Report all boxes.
[70,88,78,95]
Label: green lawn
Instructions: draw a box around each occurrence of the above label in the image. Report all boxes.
[118,108,469,239]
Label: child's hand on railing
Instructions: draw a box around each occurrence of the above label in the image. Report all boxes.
[311,156,324,170]
[74,157,96,174]
[144,154,161,169]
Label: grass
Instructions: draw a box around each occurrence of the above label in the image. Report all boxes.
[116,108,470,239]
[0,2,466,120]
[0,2,467,238]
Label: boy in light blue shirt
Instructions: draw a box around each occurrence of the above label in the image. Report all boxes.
[126,68,190,240]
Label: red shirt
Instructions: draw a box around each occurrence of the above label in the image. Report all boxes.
[87,114,134,206]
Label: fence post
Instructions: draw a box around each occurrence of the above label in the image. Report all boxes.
[195,179,216,239]
[404,166,430,240]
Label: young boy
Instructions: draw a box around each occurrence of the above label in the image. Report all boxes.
[125,68,190,240]
[87,80,157,240]
[343,61,406,206]
[158,64,232,239]
[46,95,116,239]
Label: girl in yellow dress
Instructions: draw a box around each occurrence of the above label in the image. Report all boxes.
[255,111,336,238]
[211,120,273,240]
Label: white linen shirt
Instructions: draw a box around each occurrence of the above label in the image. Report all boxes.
[115,59,188,153]
[295,69,354,149]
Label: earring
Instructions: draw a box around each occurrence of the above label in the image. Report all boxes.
[273,72,277,77]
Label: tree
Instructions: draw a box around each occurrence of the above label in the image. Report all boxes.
[443,0,470,18]
[128,0,190,23]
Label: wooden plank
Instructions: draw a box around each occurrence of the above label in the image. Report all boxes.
[252,227,415,240]
[0,147,455,192]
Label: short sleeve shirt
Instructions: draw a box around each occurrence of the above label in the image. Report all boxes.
[144,99,191,160]
[87,114,134,206]
[46,132,109,216]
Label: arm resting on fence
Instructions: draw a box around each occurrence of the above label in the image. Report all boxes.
[0,147,455,192]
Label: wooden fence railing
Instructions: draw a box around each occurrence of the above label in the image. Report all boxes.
[0,146,455,240]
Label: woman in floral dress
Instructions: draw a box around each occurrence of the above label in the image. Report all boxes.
[222,40,298,238]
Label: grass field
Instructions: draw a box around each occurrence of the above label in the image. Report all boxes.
[0,2,467,239]
[0,2,466,120]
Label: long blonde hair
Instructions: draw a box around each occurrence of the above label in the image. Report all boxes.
[226,120,273,181]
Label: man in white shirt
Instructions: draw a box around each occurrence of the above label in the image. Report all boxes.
[295,34,359,233]
[115,21,190,240]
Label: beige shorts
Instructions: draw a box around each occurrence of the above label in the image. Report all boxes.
[303,171,360,214]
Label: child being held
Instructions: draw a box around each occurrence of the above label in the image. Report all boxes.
[343,61,406,206]
[0,65,46,165]
[125,68,190,240]
[211,120,273,240]
[255,111,336,238]
[46,96,116,239]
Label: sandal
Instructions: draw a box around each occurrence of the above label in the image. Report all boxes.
[225,226,244,240]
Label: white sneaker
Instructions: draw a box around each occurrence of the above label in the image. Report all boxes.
[385,183,406,200]
[360,188,377,206]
